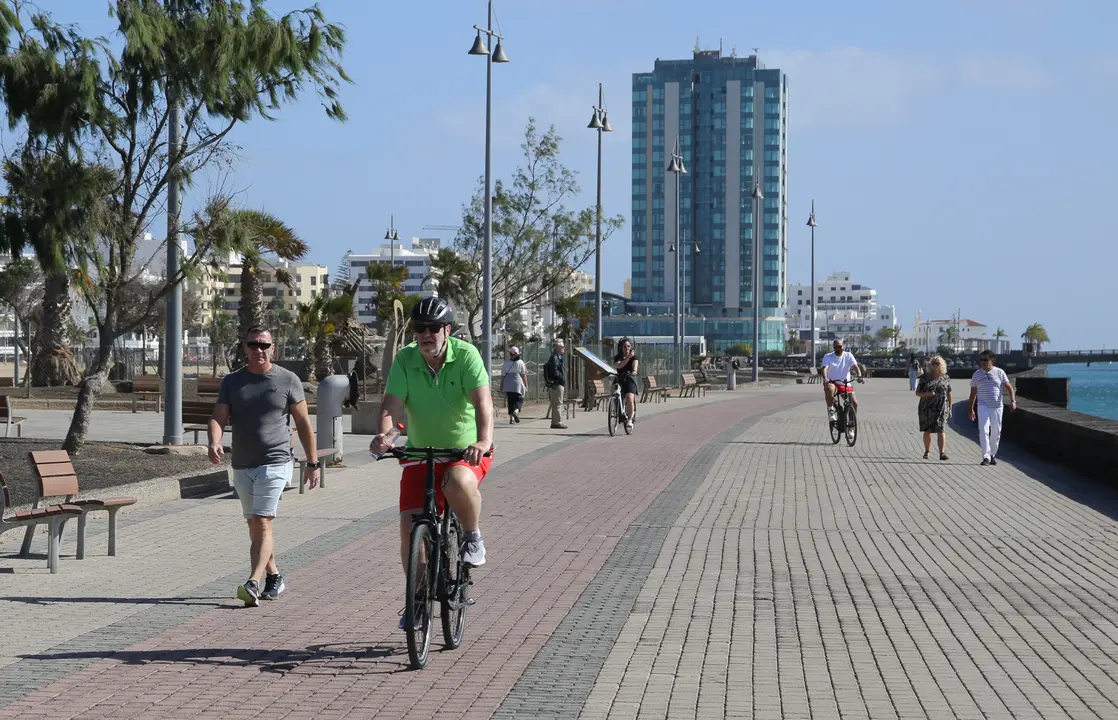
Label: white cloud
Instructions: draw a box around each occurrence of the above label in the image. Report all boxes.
[764,47,942,128]
[956,52,1051,91]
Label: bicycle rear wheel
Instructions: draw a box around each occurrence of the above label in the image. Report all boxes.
[405,522,436,669]
[829,401,842,444]
[608,396,620,436]
[845,405,858,447]
[441,511,468,649]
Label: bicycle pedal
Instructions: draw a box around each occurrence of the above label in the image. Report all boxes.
[465,598,476,606]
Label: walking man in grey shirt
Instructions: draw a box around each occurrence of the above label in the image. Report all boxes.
[209,327,320,607]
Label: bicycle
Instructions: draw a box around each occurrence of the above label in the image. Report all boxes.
[828,377,863,447]
[607,377,634,437]
[375,445,491,670]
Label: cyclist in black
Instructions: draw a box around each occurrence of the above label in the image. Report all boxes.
[613,338,639,433]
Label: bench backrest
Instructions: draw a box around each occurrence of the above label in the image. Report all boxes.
[681,372,696,385]
[0,377,13,388]
[30,450,79,498]
[0,471,10,513]
[197,377,222,395]
[592,379,607,395]
[644,376,658,389]
[132,376,161,393]
[0,395,12,419]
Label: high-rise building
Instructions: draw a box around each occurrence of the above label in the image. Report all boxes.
[625,49,788,351]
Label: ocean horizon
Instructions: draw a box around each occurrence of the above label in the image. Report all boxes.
[1046,363,1118,422]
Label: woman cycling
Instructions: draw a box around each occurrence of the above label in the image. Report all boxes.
[613,338,639,433]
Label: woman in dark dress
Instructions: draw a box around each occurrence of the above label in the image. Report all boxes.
[613,339,639,432]
[916,354,953,460]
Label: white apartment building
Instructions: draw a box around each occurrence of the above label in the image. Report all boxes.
[786,271,898,349]
[904,312,1010,354]
[348,238,441,329]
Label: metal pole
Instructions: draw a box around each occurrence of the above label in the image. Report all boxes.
[751,188,760,383]
[810,202,816,369]
[481,0,494,379]
[12,317,19,386]
[674,167,681,383]
[163,0,183,446]
[594,83,604,347]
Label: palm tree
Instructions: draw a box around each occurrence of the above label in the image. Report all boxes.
[994,326,1007,352]
[1021,323,1050,351]
[365,262,408,331]
[297,293,355,380]
[206,311,238,375]
[939,325,960,352]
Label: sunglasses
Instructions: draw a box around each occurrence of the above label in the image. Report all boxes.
[979,359,993,364]
[413,323,447,335]
[247,341,272,350]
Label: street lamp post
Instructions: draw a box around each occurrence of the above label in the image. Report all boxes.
[666,138,686,382]
[163,0,184,446]
[587,84,612,348]
[384,215,399,268]
[468,0,509,378]
[807,201,817,369]
[751,182,763,383]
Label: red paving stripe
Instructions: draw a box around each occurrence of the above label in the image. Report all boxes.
[0,393,797,720]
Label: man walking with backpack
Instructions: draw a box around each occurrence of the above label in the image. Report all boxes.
[544,340,567,430]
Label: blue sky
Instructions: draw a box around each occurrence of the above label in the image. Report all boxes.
[42,0,1118,349]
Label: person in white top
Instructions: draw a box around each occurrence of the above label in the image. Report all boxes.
[821,339,863,422]
[968,349,1016,465]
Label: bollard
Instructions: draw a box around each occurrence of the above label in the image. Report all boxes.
[727,370,737,390]
[316,374,349,480]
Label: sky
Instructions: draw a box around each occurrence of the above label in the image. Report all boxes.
[33,0,1118,350]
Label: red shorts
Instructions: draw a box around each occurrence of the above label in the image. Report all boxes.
[399,456,492,512]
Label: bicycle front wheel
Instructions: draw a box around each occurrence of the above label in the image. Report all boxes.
[405,522,436,669]
[845,405,858,447]
[829,404,842,444]
[441,511,468,649]
[608,396,620,436]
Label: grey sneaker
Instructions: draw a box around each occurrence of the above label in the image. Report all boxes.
[461,531,486,567]
[261,573,285,600]
[236,579,260,608]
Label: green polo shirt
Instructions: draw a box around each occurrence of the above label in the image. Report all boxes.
[385,337,490,449]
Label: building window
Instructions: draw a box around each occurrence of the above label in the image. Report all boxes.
[310,276,317,286]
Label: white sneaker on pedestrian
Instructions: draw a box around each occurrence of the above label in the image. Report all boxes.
[460,531,486,567]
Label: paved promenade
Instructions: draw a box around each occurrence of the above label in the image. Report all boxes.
[2,379,1118,719]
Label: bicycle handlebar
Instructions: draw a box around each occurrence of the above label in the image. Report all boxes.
[373,447,494,462]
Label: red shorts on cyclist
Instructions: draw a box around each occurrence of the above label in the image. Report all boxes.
[399,455,492,512]
[833,381,854,393]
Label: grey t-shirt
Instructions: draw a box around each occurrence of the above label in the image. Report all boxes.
[217,365,305,469]
[501,359,527,394]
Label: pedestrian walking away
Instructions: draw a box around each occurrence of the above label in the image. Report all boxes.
[916,354,953,460]
[968,349,1016,465]
[544,340,568,429]
[367,297,494,630]
[821,339,863,422]
[501,346,528,424]
[209,327,320,607]
[908,353,922,392]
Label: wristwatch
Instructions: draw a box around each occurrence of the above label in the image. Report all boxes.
[305,461,321,469]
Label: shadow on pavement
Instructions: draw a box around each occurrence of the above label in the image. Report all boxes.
[948,399,1118,524]
[728,440,831,447]
[21,642,404,675]
[1,595,227,607]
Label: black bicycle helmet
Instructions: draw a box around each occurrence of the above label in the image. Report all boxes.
[411,296,454,326]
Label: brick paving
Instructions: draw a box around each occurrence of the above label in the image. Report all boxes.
[3,379,1118,719]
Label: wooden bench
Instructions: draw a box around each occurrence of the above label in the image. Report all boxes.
[679,372,706,398]
[1,472,82,573]
[1,395,25,437]
[641,376,671,403]
[131,375,162,413]
[196,376,222,399]
[544,393,578,422]
[694,367,713,393]
[183,400,225,444]
[0,376,14,388]
[589,380,613,411]
[20,450,138,559]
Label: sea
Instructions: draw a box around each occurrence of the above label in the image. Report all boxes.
[1046,363,1118,421]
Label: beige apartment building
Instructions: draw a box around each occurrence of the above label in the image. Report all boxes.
[194,257,330,316]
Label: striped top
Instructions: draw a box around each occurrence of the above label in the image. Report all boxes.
[970,366,1010,408]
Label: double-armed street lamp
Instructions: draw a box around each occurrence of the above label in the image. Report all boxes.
[587,84,612,346]
[467,0,509,377]
[667,137,687,380]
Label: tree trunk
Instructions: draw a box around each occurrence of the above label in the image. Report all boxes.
[314,335,333,381]
[233,260,264,368]
[62,334,113,454]
[31,271,80,386]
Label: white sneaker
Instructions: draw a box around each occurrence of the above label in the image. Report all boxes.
[625,421,634,432]
[828,408,837,422]
[460,531,486,567]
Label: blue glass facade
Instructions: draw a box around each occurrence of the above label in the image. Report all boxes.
[630,50,787,351]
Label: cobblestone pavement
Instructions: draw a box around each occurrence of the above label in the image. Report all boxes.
[3,380,1118,719]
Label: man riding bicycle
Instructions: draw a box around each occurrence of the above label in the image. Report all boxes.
[821,339,863,422]
[369,298,494,627]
